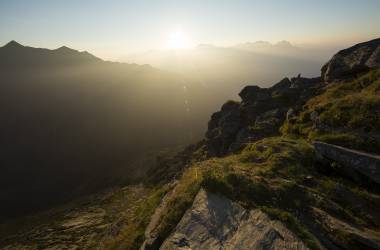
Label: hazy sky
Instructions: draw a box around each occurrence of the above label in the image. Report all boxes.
[1,0,379,59]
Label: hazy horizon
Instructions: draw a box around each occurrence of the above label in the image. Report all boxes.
[1,1,380,248]
[1,0,379,60]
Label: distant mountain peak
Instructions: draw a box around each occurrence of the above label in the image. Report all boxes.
[0,42,102,66]
[57,45,70,50]
[275,40,293,46]
[55,46,78,53]
[3,40,24,48]
[233,40,298,53]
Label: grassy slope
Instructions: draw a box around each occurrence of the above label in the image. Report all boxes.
[6,70,379,249]
[0,185,168,250]
[138,69,380,249]
[101,186,169,249]
[282,69,380,153]
[149,138,380,249]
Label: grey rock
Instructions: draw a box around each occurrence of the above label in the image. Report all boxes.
[321,38,380,82]
[228,109,285,153]
[286,108,296,121]
[204,75,323,156]
[141,189,176,250]
[312,207,380,249]
[310,111,318,122]
[313,141,380,184]
[239,85,271,104]
[160,189,309,250]
[205,101,241,156]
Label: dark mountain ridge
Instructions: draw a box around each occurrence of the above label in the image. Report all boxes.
[0,41,101,68]
[0,41,213,218]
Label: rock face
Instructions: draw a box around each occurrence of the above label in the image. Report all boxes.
[160,189,308,250]
[313,141,380,185]
[205,76,322,156]
[205,101,241,156]
[141,188,176,250]
[321,38,380,82]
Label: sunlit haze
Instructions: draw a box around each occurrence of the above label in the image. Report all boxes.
[166,29,194,49]
[1,0,380,247]
[1,0,379,60]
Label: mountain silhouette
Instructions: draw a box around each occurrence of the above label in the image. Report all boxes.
[0,41,101,68]
[0,41,213,218]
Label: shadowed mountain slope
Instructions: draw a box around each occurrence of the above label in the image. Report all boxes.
[0,41,213,218]
[1,38,380,250]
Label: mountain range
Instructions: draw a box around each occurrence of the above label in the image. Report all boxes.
[0,38,380,250]
[125,41,335,100]
[0,41,212,217]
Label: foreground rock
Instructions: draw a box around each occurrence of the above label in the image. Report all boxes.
[313,141,380,185]
[321,38,380,82]
[141,187,177,250]
[160,189,308,250]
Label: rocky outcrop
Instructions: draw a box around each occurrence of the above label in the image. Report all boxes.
[140,189,176,250]
[312,208,380,250]
[140,187,207,250]
[204,77,323,156]
[313,141,380,185]
[160,189,308,250]
[205,101,241,156]
[321,38,380,82]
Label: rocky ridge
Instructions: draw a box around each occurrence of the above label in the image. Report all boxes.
[141,38,380,250]
[205,75,323,156]
[1,38,380,250]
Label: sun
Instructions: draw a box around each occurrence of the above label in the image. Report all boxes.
[166,30,193,49]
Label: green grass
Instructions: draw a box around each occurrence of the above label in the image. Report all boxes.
[282,69,380,153]
[124,70,380,249]
[194,138,323,249]
[309,132,380,154]
[145,167,202,248]
[199,138,318,210]
[139,138,320,248]
[103,186,169,250]
[319,94,380,132]
[130,136,379,249]
[182,137,378,248]
[262,207,320,250]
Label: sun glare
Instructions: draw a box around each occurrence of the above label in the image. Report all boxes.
[166,30,193,49]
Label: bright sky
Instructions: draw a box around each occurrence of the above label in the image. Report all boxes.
[1,0,379,59]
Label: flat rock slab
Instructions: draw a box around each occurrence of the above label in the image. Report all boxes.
[160,189,308,250]
[313,141,380,184]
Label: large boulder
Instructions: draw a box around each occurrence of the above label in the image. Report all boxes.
[321,38,380,82]
[160,189,308,250]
